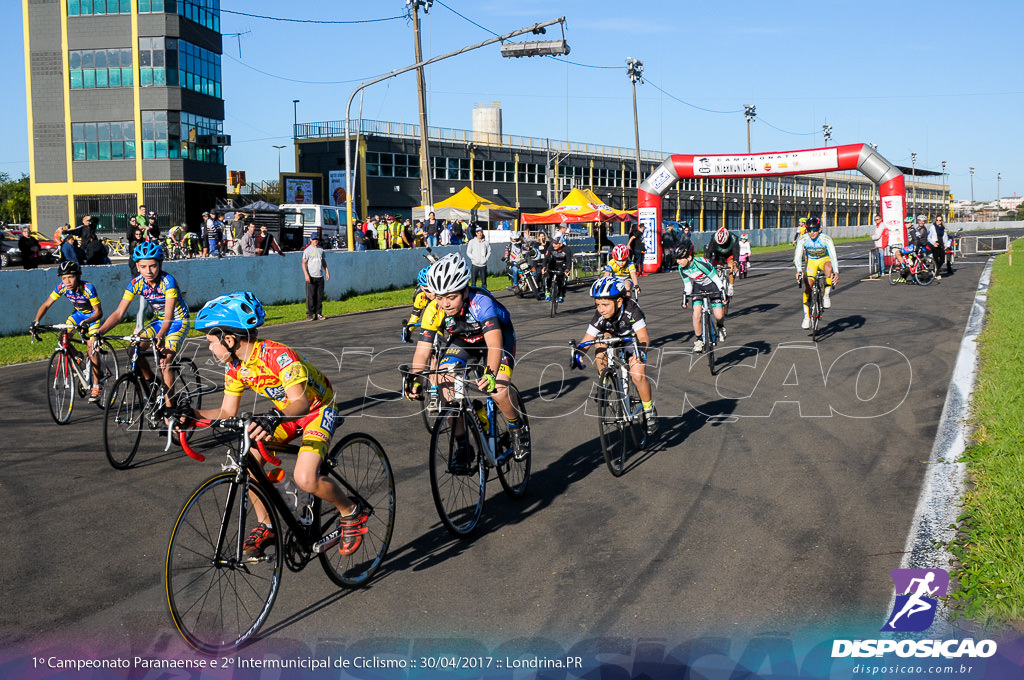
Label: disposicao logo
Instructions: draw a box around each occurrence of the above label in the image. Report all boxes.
[882,568,948,632]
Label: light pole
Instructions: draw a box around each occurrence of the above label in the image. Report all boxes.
[626,58,644,189]
[272,145,285,176]
[342,17,568,249]
[913,151,921,216]
[744,104,756,230]
[941,160,947,220]
[822,124,832,226]
[408,0,434,211]
[970,166,975,221]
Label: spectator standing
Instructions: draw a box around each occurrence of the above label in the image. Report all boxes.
[199,211,212,256]
[256,224,285,256]
[229,211,246,255]
[145,212,160,240]
[425,211,439,248]
[627,221,645,273]
[59,231,82,266]
[928,215,949,279]
[402,219,415,248]
[466,226,491,289]
[388,215,403,249]
[302,234,329,321]
[871,214,888,278]
[83,231,110,265]
[18,225,41,269]
[127,226,144,276]
[450,219,465,245]
[238,219,259,256]
[366,218,380,250]
[439,220,452,246]
[213,211,227,257]
[352,220,367,251]
[136,204,149,225]
[77,214,97,242]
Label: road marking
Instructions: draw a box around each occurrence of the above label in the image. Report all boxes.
[887,257,994,635]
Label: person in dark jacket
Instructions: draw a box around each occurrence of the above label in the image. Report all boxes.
[18,225,41,269]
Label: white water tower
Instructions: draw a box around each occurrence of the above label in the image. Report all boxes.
[472,102,502,145]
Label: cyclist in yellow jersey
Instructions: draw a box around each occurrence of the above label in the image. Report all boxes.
[793,217,839,329]
[791,216,808,246]
[402,266,435,343]
[604,244,640,295]
[186,291,367,558]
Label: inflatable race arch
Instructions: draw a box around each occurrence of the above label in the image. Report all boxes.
[636,143,907,273]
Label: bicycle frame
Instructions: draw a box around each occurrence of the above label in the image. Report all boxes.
[33,324,94,390]
[576,336,644,427]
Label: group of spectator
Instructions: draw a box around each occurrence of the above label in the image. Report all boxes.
[351,212,474,251]
[871,213,955,279]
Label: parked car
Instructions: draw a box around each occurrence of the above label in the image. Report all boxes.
[1,229,60,266]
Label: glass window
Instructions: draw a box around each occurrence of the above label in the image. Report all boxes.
[121,68,133,86]
[97,122,110,141]
[98,142,111,160]
[69,70,83,89]
[95,69,108,87]
[323,209,338,226]
[68,0,80,15]
[86,142,98,160]
[82,69,95,88]
[69,51,81,69]
[140,68,152,86]
[73,142,86,160]
[108,68,121,87]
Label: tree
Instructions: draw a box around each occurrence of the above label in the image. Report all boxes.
[0,173,31,224]
[1016,201,1024,221]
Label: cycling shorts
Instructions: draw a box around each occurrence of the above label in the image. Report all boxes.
[803,256,833,281]
[268,406,338,459]
[689,281,725,309]
[139,316,190,353]
[66,311,101,336]
[710,254,735,266]
[438,338,515,383]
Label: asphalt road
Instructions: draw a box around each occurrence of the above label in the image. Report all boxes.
[0,233,1014,663]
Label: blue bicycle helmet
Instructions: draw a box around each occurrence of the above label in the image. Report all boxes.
[590,277,628,299]
[417,265,431,288]
[195,291,266,333]
[132,241,165,261]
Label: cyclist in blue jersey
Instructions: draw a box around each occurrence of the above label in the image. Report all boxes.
[90,241,191,397]
[404,253,528,456]
[32,261,107,402]
[793,217,839,329]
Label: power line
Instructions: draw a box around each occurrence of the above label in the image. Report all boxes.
[757,117,820,136]
[223,53,392,85]
[220,9,404,24]
[645,81,743,115]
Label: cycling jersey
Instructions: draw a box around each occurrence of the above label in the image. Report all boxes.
[704,234,739,263]
[585,298,647,339]
[604,259,637,278]
[544,245,573,272]
[49,280,101,314]
[678,256,726,308]
[224,339,337,457]
[407,289,431,327]
[793,233,839,274]
[419,288,516,377]
[122,272,190,321]
[225,339,334,412]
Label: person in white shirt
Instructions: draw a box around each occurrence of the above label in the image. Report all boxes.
[465,226,491,289]
[302,234,330,320]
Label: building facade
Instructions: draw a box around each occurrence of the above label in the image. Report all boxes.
[23,0,227,236]
[295,118,950,231]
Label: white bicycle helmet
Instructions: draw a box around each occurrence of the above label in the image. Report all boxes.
[426,253,470,294]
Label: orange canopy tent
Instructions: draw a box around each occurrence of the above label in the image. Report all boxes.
[521,187,636,225]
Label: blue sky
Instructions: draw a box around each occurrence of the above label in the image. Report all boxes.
[4,0,1023,204]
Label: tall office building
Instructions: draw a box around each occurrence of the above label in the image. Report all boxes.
[23,0,227,236]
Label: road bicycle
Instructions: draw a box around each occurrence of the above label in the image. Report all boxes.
[547,269,568,317]
[103,238,128,257]
[102,334,214,469]
[888,248,937,286]
[30,323,120,424]
[714,262,733,314]
[798,271,829,342]
[403,321,447,432]
[166,415,395,653]
[401,363,530,537]
[945,231,963,269]
[685,292,726,374]
[571,336,648,476]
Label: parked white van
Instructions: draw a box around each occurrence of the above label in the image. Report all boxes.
[280,204,358,245]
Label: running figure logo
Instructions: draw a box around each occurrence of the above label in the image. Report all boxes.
[882,568,949,632]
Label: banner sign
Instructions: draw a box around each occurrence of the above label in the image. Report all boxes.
[329,170,355,208]
[285,177,313,204]
[693,148,840,177]
[639,206,659,266]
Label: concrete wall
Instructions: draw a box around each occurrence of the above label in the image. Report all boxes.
[0,244,511,336]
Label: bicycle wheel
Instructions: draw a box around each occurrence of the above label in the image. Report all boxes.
[889,262,902,285]
[419,373,443,433]
[171,358,205,411]
[46,351,75,425]
[597,370,629,477]
[810,281,823,342]
[704,313,717,376]
[95,339,121,408]
[495,386,531,498]
[550,287,558,317]
[103,373,145,469]
[915,255,936,286]
[429,408,486,536]
[165,473,282,654]
[318,433,395,588]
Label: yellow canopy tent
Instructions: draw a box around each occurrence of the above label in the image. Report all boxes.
[521,187,636,224]
[412,187,518,223]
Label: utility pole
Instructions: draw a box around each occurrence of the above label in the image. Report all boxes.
[911,152,917,218]
[744,104,755,230]
[941,160,947,219]
[970,166,975,221]
[626,58,643,189]
[409,0,433,211]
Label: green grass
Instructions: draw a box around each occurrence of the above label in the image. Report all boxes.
[0,276,511,367]
[947,239,1024,633]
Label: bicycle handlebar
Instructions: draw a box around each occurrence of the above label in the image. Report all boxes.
[573,336,637,351]
[179,413,282,465]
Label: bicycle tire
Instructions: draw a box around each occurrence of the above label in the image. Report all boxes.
[889,262,902,285]
[46,351,76,424]
[915,255,936,286]
[597,370,629,476]
[429,409,486,537]
[94,339,121,408]
[171,358,205,411]
[318,432,396,588]
[811,279,823,342]
[103,373,145,469]
[704,312,718,376]
[165,473,282,654]
[550,288,558,317]
[495,386,530,498]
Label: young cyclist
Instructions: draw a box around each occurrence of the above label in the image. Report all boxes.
[791,216,808,246]
[402,265,434,343]
[542,235,573,302]
[604,243,640,295]
[90,241,190,396]
[704,226,739,297]
[187,291,367,557]
[570,277,657,435]
[404,253,527,458]
[675,242,728,353]
[738,233,751,277]
[793,216,839,329]
[31,261,106,402]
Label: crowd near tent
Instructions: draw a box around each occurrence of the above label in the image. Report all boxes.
[413,187,518,224]
[521,187,636,225]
